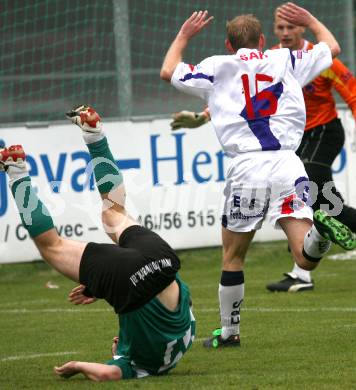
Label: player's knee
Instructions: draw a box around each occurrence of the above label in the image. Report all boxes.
[101,208,125,230]
[101,208,137,243]
[222,252,245,270]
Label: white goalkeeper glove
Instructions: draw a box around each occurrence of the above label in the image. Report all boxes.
[170,109,210,131]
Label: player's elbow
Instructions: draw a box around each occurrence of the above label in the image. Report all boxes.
[330,43,341,58]
[160,67,172,82]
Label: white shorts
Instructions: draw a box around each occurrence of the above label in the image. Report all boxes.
[222,150,313,232]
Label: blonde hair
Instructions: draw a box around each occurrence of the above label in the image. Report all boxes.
[226,14,262,51]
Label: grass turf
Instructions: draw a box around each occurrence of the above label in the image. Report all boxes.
[0,241,356,389]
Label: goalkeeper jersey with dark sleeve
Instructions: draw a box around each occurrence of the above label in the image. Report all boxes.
[272,40,356,131]
[106,276,195,379]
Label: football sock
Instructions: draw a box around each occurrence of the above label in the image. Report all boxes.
[219,270,244,340]
[82,127,105,145]
[7,164,28,187]
[10,176,54,238]
[290,263,312,283]
[303,225,331,261]
[86,137,123,194]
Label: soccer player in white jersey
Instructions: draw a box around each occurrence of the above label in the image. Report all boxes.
[160,3,356,348]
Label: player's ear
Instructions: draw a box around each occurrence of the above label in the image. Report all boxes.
[225,38,235,54]
[258,34,266,51]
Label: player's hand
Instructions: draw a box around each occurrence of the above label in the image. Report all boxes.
[170,110,210,130]
[276,2,315,28]
[111,336,119,357]
[68,284,97,305]
[178,10,214,40]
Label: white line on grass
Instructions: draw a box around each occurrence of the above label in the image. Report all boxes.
[327,249,356,261]
[0,299,53,308]
[197,307,356,313]
[0,351,80,362]
[1,307,356,314]
[0,308,112,313]
[194,337,211,343]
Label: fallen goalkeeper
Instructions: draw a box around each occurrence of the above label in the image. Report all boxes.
[0,105,195,382]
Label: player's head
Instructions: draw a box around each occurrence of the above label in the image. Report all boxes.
[274,4,305,50]
[225,14,265,53]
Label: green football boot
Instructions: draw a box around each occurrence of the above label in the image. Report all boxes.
[313,210,356,251]
[203,328,240,349]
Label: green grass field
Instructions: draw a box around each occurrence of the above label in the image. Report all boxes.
[1,242,356,390]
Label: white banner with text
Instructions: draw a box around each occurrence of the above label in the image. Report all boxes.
[0,109,355,263]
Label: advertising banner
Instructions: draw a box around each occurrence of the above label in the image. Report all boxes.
[0,110,354,263]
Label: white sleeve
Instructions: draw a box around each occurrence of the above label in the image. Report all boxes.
[290,42,332,87]
[171,57,215,101]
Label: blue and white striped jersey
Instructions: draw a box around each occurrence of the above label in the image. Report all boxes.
[171,42,332,158]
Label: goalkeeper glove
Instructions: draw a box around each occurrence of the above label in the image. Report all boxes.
[170,110,210,130]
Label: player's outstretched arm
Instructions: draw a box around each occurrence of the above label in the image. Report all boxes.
[54,361,121,382]
[160,10,213,82]
[277,2,340,57]
[170,108,211,130]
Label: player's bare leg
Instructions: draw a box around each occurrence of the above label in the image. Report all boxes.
[279,213,356,271]
[66,105,138,244]
[221,228,255,271]
[279,217,317,270]
[204,228,255,348]
[34,230,85,281]
[0,146,86,282]
[54,361,121,381]
[66,105,179,310]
